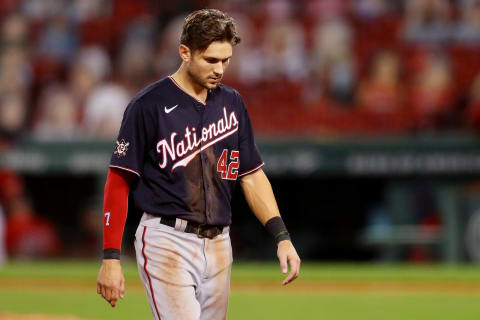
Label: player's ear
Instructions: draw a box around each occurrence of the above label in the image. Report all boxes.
[179,45,191,63]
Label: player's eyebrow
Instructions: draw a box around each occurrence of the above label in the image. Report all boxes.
[204,55,232,62]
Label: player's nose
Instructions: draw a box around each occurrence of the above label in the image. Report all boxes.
[213,62,224,76]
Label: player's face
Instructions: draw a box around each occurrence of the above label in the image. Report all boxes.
[187,41,232,90]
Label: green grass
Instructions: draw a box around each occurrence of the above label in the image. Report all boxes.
[2,290,479,320]
[229,294,480,320]
[1,261,480,320]
[0,290,152,319]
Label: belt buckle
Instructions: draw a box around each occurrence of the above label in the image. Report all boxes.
[196,224,208,238]
[196,224,219,239]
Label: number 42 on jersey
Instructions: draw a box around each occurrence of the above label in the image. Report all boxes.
[217,149,239,180]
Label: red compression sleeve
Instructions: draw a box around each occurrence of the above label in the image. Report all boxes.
[102,168,133,259]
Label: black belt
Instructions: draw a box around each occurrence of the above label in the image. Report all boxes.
[159,216,225,239]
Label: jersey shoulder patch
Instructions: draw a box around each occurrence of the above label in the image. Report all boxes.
[114,139,130,158]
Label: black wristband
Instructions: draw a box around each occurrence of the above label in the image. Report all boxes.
[103,249,121,260]
[265,216,291,244]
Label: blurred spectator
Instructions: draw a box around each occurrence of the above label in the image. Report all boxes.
[22,0,67,21]
[0,46,32,96]
[304,0,349,19]
[68,46,111,104]
[310,18,355,104]
[455,0,480,44]
[5,197,61,258]
[0,94,27,141]
[116,13,157,93]
[409,52,454,129]
[357,50,404,114]
[0,170,61,259]
[263,18,308,82]
[403,0,453,44]
[154,15,184,77]
[224,12,263,84]
[33,86,79,140]
[264,0,296,21]
[72,0,113,22]
[353,0,390,20]
[1,13,28,47]
[82,83,130,138]
[123,16,156,49]
[37,13,78,63]
[117,41,155,94]
[0,170,23,202]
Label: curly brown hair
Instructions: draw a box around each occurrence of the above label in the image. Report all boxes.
[180,9,241,52]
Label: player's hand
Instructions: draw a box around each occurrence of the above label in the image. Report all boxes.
[97,259,126,307]
[277,240,301,286]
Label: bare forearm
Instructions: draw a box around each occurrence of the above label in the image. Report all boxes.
[239,169,281,225]
[240,169,300,284]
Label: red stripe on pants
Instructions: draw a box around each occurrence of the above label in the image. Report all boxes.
[142,226,161,320]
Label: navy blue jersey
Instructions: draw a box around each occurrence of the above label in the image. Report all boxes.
[110,77,264,226]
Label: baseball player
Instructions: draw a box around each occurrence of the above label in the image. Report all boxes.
[96,9,301,320]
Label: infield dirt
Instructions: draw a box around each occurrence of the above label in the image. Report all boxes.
[2,277,480,295]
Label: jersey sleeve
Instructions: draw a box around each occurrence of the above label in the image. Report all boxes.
[236,93,264,177]
[102,167,131,258]
[109,100,154,176]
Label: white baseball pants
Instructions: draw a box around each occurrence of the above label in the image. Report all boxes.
[134,213,232,320]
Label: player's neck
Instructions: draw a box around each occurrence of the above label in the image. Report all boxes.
[171,67,207,104]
